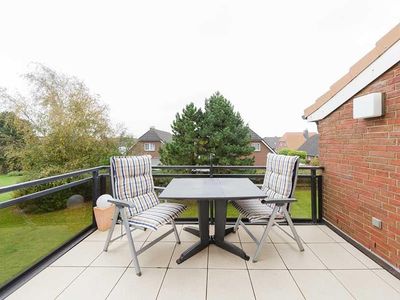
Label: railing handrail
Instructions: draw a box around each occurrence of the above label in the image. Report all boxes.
[153,165,324,170]
[0,164,323,195]
[0,166,109,194]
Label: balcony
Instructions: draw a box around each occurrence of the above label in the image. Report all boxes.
[1,166,399,299]
[6,224,400,299]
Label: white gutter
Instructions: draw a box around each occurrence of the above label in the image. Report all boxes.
[307,39,400,122]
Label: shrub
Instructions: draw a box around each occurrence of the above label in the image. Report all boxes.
[7,170,25,177]
[15,179,92,213]
[310,157,320,166]
[278,148,307,159]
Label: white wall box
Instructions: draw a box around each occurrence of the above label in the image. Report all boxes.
[353,92,384,119]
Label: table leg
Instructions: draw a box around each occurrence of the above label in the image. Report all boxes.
[177,200,209,264]
[182,226,200,237]
[214,200,250,261]
[183,201,215,237]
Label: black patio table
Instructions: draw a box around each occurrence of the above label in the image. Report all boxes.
[158,178,266,264]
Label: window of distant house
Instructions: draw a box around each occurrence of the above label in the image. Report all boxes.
[144,143,155,151]
[251,143,261,152]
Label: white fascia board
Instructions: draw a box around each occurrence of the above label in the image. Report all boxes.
[307,39,400,122]
[260,139,276,154]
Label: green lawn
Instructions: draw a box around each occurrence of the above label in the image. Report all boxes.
[0,174,23,202]
[0,174,93,288]
[178,187,312,219]
[0,173,312,287]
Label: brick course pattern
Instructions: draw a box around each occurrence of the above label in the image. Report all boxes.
[317,62,400,268]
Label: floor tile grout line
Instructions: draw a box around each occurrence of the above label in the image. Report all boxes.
[371,269,400,294]
[328,269,358,299]
[105,265,130,300]
[155,229,179,300]
[271,241,306,300]
[302,241,330,270]
[54,249,105,299]
[239,232,257,300]
[336,239,378,269]
[205,242,210,300]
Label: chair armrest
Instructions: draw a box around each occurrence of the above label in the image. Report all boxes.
[154,186,165,191]
[108,199,133,208]
[261,198,296,204]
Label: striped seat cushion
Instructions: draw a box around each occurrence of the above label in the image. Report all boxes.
[128,202,186,231]
[111,156,159,215]
[231,199,284,222]
[232,154,298,222]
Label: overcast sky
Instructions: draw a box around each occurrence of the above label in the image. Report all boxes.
[0,0,399,137]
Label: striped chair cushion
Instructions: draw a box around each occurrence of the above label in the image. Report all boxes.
[262,153,298,199]
[231,199,284,222]
[232,154,298,222]
[128,202,186,231]
[111,156,159,215]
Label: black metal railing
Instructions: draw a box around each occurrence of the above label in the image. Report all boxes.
[0,164,323,297]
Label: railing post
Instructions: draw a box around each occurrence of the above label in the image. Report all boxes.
[92,170,100,207]
[317,175,323,222]
[209,164,214,224]
[310,168,317,224]
[99,174,107,195]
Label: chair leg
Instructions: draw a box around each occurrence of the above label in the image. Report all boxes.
[103,207,120,252]
[171,220,181,244]
[233,213,242,232]
[120,209,142,276]
[253,206,279,262]
[282,206,304,251]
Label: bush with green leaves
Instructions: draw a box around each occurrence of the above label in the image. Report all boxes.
[16,179,92,213]
[310,157,320,166]
[278,148,307,160]
[1,64,123,212]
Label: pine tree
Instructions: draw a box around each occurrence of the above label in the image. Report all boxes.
[161,92,254,166]
[200,92,254,165]
[160,103,203,165]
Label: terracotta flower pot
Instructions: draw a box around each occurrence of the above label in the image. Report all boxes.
[93,204,115,231]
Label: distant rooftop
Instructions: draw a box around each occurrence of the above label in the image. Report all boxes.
[248,128,262,141]
[263,136,280,150]
[138,127,172,143]
[279,131,317,150]
[298,134,319,157]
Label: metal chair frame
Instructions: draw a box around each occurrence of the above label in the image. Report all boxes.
[103,158,180,276]
[233,158,304,262]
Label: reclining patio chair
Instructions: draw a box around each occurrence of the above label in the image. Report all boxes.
[103,155,186,276]
[232,153,304,262]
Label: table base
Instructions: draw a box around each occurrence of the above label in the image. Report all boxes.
[177,200,249,264]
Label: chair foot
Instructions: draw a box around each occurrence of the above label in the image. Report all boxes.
[252,259,258,263]
[136,272,142,276]
[177,241,181,245]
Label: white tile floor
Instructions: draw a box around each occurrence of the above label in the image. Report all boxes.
[7,224,400,300]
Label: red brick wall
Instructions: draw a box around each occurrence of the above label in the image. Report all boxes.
[129,141,163,158]
[251,143,273,165]
[317,62,400,267]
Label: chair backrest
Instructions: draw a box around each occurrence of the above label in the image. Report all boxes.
[262,153,300,203]
[110,155,159,215]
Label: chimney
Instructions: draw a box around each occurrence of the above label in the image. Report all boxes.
[303,129,309,140]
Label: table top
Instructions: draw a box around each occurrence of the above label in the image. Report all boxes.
[158,178,266,200]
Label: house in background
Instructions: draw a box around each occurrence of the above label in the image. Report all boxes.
[263,136,280,152]
[128,127,172,165]
[303,23,400,269]
[249,128,275,165]
[277,130,317,151]
[298,134,319,160]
